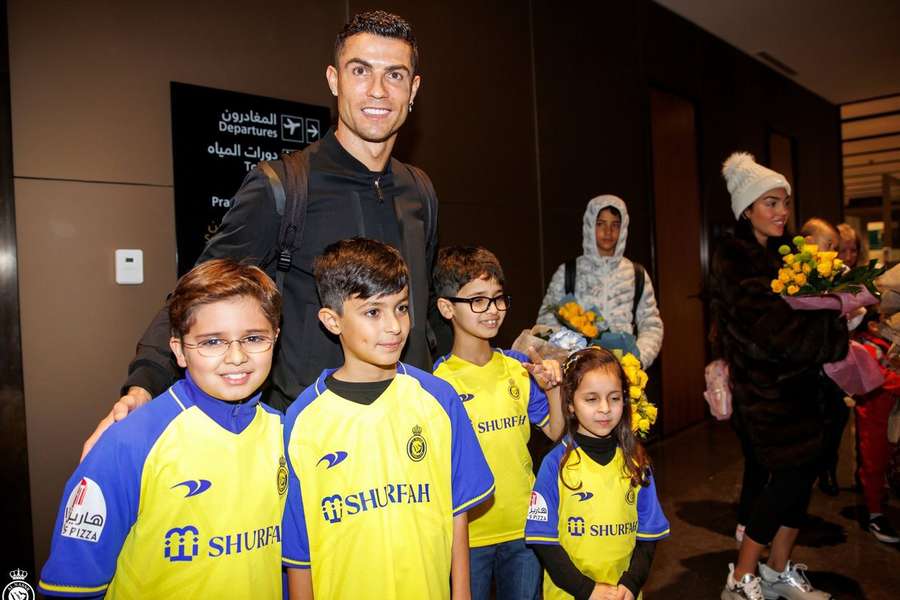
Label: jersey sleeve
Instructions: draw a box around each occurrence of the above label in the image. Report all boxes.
[525,449,562,545]
[38,428,143,597]
[503,350,550,427]
[636,470,670,541]
[281,412,311,569]
[446,384,495,515]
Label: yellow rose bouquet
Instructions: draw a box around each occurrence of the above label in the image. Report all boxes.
[556,296,606,340]
[612,349,657,439]
[771,236,883,309]
[772,236,887,397]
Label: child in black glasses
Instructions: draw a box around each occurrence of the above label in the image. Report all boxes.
[433,246,564,600]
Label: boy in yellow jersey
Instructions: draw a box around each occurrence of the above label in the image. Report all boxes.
[281,238,495,600]
[432,246,565,600]
[39,259,286,598]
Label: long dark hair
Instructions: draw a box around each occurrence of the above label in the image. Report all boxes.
[558,347,651,491]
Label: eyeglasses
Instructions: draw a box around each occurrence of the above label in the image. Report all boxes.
[444,294,511,313]
[180,335,275,358]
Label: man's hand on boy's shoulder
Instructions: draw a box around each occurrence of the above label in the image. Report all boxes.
[80,386,152,461]
[522,347,562,391]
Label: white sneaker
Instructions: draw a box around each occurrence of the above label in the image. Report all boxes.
[722,563,765,600]
[758,561,831,599]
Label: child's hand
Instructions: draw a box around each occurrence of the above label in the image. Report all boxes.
[523,347,562,390]
[588,583,618,600]
[615,584,635,600]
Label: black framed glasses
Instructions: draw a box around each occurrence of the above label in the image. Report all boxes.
[444,294,511,313]
[181,335,275,358]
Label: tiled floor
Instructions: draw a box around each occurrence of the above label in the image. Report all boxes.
[643,417,899,599]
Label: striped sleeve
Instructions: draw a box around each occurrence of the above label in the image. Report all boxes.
[421,374,495,515]
[39,391,180,596]
[525,445,564,544]
[636,470,670,541]
[281,385,318,569]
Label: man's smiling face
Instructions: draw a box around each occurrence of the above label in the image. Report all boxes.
[327,32,421,146]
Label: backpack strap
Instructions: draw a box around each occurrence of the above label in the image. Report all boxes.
[258,151,310,294]
[632,262,646,334]
[564,258,576,296]
[400,162,437,252]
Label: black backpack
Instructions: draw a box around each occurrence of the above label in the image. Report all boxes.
[564,258,646,333]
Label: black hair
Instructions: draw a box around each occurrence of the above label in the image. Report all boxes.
[735,214,793,259]
[596,206,621,222]
[433,246,505,298]
[314,238,409,313]
[334,11,418,74]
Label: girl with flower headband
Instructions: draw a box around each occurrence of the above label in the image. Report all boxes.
[524,346,669,600]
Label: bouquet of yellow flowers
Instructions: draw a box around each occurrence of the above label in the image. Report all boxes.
[771,236,886,397]
[771,235,883,302]
[614,350,657,439]
[556,295,606,340]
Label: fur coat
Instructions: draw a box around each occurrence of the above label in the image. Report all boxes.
[709,231,849,470]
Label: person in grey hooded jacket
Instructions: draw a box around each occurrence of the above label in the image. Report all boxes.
[537,195,663,368]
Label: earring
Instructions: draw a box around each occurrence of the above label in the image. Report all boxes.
[408,101,414,113]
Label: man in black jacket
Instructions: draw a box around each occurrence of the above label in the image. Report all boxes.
[84,10,436,454]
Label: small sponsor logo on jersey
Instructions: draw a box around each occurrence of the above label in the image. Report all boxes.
[61,477,106,543]
[277,456,288,496]
[164,526,200,562]
[587,520,639,538]
[527,491,548,522]
[507,378,521,400]
[458,393,476,402]
[320,482,432,525]
[407,425,427,462]
[172,479,212,498]
[625,487,636,505]
[572,491,594,502]
[567,516,586,536]
[317,451,349,469]
[163,524,281,562]
[3,568,35,600]
[477,414,527,434]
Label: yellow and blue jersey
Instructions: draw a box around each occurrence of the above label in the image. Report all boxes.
[525,441,669,600]
[433,349,550,547]
[281,363,495,600]
[38,374,287,598]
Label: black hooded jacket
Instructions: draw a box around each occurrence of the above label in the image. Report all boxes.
[708,225,848,469]
[123,130,437,411]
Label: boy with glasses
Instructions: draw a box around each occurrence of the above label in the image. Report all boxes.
[39,259,286,598]
[433,246,564,600]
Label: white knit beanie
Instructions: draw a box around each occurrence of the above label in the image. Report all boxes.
[722,152,791,220]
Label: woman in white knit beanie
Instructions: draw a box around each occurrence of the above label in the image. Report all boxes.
[711,152,845,600]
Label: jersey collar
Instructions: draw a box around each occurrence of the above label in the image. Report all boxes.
[176,372,262,434]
